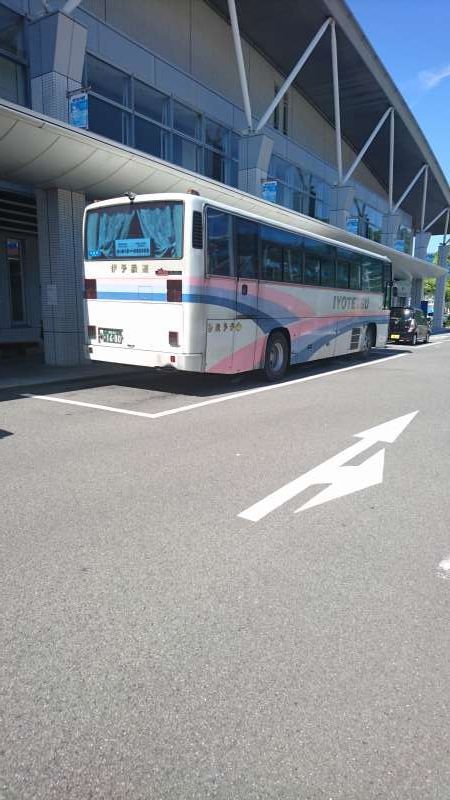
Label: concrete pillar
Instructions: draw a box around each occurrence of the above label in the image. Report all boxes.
[433,244,449,332]
[407,231,431,312]
[413,231,431,262]
[381,211,403,249]
[238,134,274,197]
[36,189,86,366]
[28,12,88,364]
[328,185,355,230]
[410,278,423,308]
[28,11,87,121]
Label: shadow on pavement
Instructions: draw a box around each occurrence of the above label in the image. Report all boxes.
[0,348,407,405]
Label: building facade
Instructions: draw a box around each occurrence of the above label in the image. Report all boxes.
[0,0,448,363]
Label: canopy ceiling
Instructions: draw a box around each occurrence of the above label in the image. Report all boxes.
[0,99,445,280]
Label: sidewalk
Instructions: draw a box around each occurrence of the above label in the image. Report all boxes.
[0,354,146,391]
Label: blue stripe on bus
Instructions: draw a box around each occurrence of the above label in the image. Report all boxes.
[95,290,387,339]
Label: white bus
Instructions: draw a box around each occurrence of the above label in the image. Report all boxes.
[83,191,392,380]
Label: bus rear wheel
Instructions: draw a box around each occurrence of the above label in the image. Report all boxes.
[361,325,375,358]
[264,331,289,381]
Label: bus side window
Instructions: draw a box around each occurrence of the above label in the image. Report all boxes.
[361,257,383,292]
[336,258,350,288]
[304,239,321,285]
[261,224,283,282]
[284,233,303,283]
[320,245,336,287]
[206,208,234,277]
[349,255,361,290]
[236,217,259,279]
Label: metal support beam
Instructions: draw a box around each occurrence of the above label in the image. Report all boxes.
[227,0,253,131]
[420,165,429,231]
[392,164,427,214]
[443,208,449,245]
[423,205,449,233]
[342,106,393,184]
[330,20,342,183]
[388,109,395,211]
[61,0,83,13]
[255,17,332,133]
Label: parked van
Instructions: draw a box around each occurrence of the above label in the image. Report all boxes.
[388,307,430,345]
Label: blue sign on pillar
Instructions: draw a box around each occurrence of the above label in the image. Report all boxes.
[69,92,88,129]
[261,181,278,203]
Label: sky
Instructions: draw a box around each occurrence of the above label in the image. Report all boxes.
[346,0,450,250]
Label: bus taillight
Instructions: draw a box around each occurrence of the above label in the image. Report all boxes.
[167,280,182,302]
[84,279,97,299]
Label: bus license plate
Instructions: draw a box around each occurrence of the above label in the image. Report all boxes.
[98,327,123,344]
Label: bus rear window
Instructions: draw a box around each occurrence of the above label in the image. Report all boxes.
[85,201,184,260]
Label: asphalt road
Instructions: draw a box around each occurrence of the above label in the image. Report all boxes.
[1,338,450,800]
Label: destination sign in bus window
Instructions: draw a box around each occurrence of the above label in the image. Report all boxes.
[115,238,151,258]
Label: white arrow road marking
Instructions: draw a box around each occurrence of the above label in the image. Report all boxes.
[438,557,450,579]
[295,448,385,512]
[239,411,418,522]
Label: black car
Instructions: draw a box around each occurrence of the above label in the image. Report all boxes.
[388,307,430,345]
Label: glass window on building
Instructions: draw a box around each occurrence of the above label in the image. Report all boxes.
[135,116,168,160]
[173,134,201,172]
[88,95,131,145]
[84,59,240,190]
[0,7,24,57]
[86,55,129,105]
[0,54,26,104]
[0,8,27,106]
[267,156,331,222]
[173,102,201,139]
[346,199,382,243]
[134,80,168,123]
[396,224,413,254]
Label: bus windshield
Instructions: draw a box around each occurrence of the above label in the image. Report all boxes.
[85,200,184,260]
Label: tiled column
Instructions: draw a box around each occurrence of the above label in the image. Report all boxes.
[411,232,431,310]
[328,185,355,230]
[381,211,403,249]
[36,189,86,366]
[238,134,274,197]
[28,12,88,364]
[28,11,87,121]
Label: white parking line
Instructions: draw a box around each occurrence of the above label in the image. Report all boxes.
[30,352,408,420]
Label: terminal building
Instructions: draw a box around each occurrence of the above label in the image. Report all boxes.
[0,0,448,365]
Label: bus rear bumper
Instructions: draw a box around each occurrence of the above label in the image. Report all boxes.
[86,345,204,372]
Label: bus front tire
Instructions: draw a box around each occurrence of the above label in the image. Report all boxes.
[264,331,289,381]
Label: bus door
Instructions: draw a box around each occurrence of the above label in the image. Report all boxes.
[233,217,260,373]
[204,208,238,373]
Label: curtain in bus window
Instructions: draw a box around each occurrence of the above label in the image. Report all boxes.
[93,211,133,258]
[137,204,183,258]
